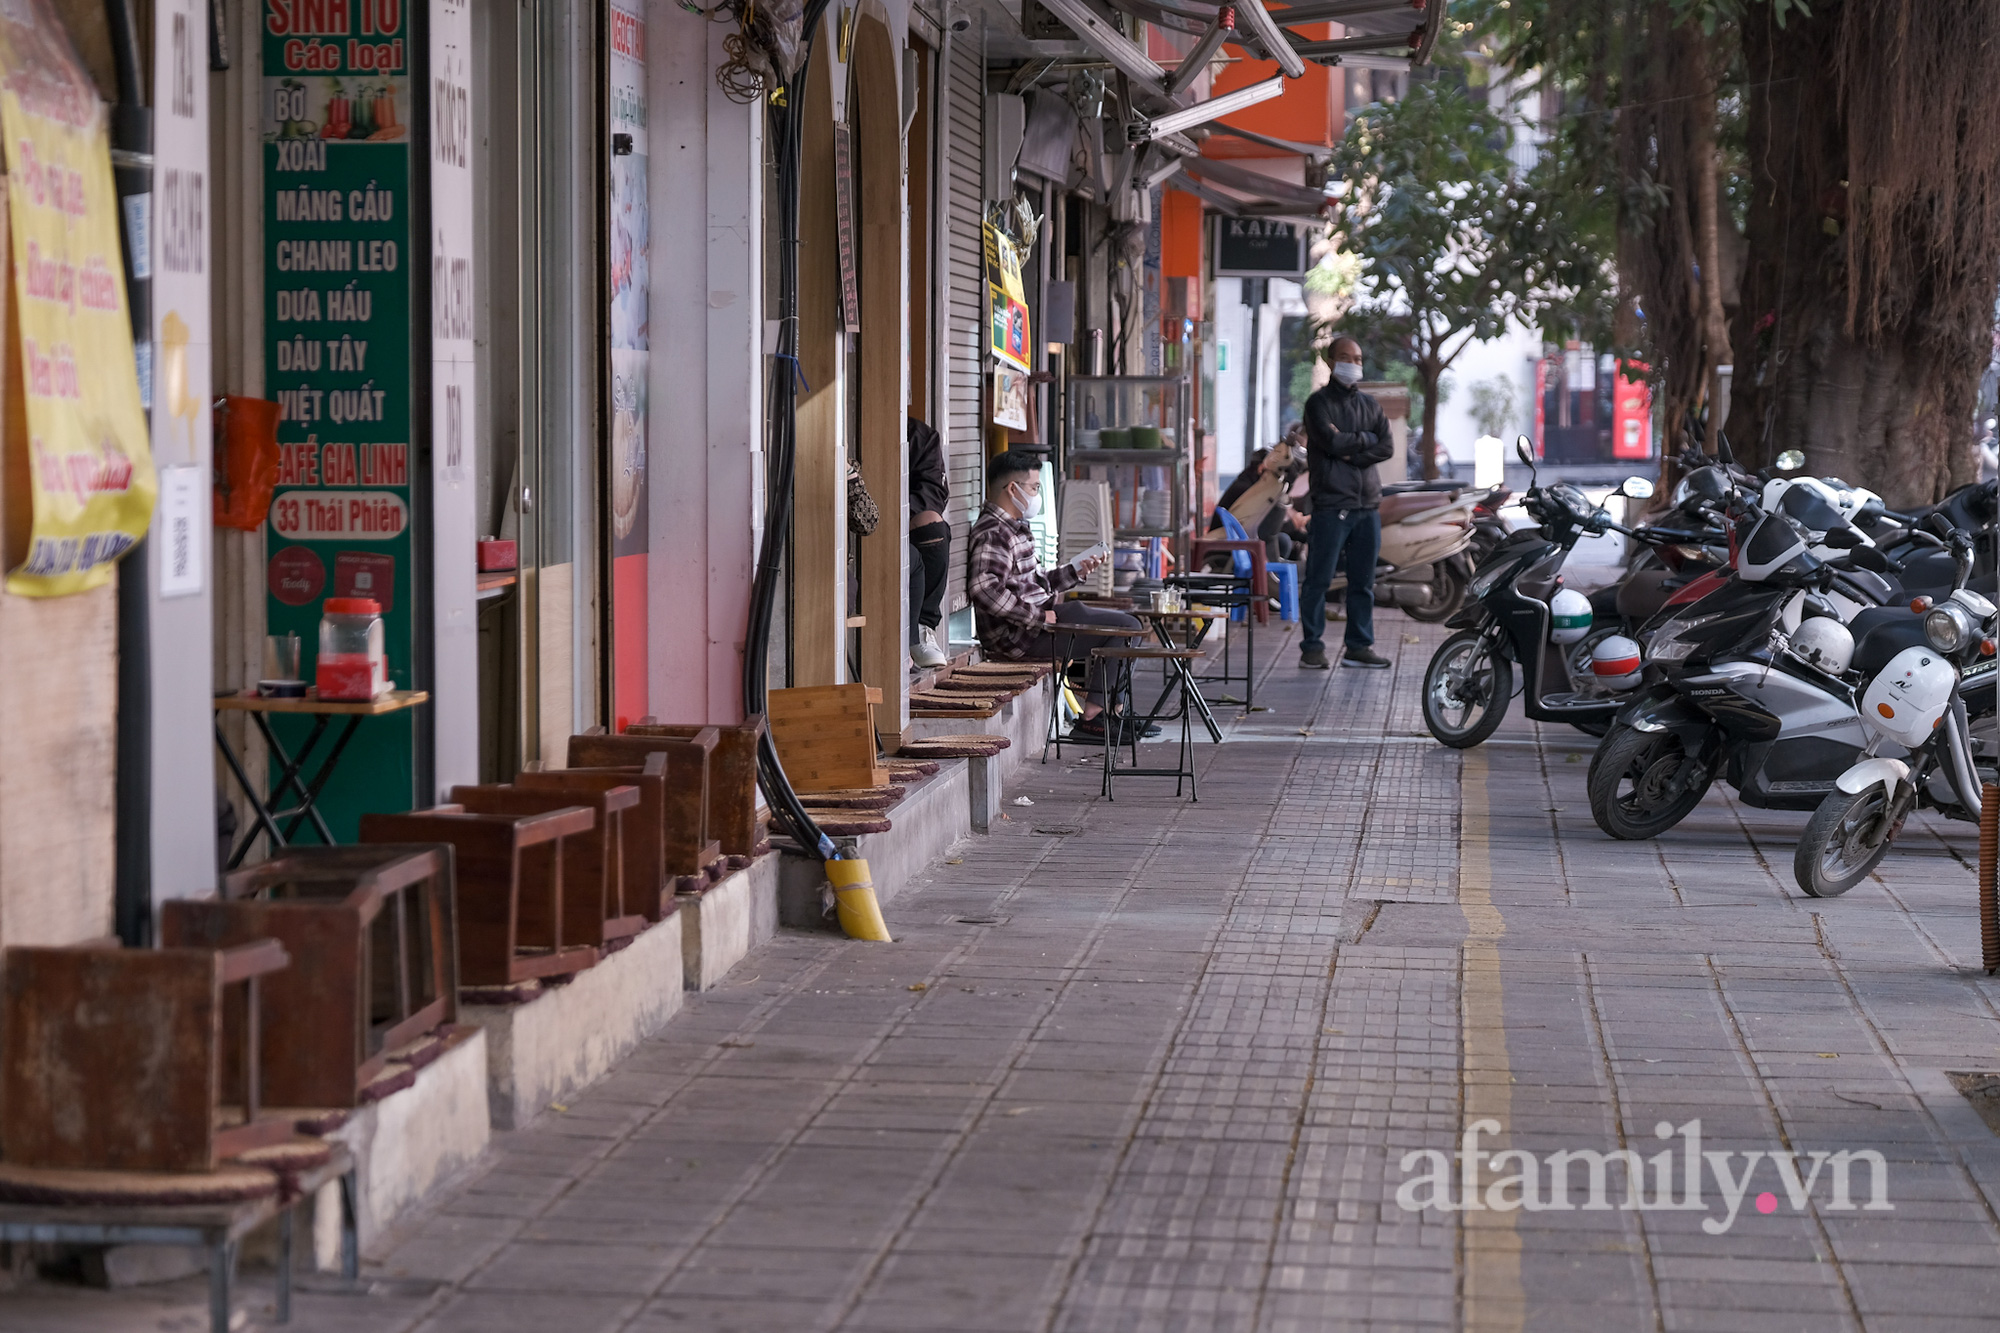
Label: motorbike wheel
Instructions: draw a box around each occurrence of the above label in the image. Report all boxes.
[1794,787,1895,897]
[1403,560,1468,624]
[1587,723,1713,839]
[1422,631,1513,749]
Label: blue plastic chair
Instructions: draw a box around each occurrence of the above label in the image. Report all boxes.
[1267,562,1299,622]
[1216,510,1255,622]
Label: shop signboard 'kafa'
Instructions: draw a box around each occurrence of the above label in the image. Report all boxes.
[262,0,416,834]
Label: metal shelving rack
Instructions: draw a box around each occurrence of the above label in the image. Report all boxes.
[1064,376,1192,581]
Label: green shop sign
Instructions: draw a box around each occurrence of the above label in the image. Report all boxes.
[262,0,418,838]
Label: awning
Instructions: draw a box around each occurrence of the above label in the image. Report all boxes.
[1179,154,1333,214]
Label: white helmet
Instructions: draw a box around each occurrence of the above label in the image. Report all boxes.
[1789,616,1854,676]
[1590,635,1644,689]
[1549,588,1593,644]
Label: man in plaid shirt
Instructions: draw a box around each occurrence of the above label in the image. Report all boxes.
[967,451,1148,745]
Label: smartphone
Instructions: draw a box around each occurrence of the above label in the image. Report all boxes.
[1067,540,1112,569]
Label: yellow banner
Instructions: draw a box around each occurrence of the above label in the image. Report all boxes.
[0,0,153,596]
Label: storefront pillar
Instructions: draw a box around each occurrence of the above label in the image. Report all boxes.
[852,6,907,740]
[649,8,764,724]
[146,0,218,907]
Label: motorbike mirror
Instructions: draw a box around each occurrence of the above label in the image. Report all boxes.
[1821,526,1862,549]
[1775,448,1805,472]
[1715,430,1736,466]
[1514,434,1534,466]
[1621,476,1655,500]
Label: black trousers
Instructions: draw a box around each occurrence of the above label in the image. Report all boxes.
[909,520,951,633]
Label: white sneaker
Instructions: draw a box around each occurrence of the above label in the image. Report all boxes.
[911,625,948,668]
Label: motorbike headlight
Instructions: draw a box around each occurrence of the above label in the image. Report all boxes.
[1646,612,1721,665]
[1468,561,1509,598]
[1925,604,1974,653]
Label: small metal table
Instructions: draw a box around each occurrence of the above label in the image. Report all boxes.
[214,690,430,868]
[1133,610,1226,742]
[0,1147,356,1332]
[1041,624,1139,761]
[1092,645,1202,801]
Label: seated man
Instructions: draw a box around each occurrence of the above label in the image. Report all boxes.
[967,450,1148,744]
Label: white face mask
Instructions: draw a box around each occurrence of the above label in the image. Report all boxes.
[1332,360,1364,386]
[1011,482,1043,520]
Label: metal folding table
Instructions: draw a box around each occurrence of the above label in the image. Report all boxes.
[213,690,429,868]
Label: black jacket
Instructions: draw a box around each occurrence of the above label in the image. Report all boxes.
[1302,380,1393,512]
[907,417,950,516]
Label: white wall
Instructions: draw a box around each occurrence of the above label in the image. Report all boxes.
[1212,274,1297,483]
[1432,319,1541,467]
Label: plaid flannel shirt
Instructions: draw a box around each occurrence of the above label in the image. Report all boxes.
[967,503,1080,660]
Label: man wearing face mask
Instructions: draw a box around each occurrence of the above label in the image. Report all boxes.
[1298,337,1395,670]
[967,450,1148,744]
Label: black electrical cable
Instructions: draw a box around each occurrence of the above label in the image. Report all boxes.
[744,0,841,863]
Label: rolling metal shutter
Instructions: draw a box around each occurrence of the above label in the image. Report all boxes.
[940,23,985,614]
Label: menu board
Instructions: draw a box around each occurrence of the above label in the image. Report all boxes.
[263,0,417,831]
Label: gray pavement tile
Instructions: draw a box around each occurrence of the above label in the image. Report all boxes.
[218,621,2000,1333]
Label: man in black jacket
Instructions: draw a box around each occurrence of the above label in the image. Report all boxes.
[1298,338,1394,669]
[908,417,952,667]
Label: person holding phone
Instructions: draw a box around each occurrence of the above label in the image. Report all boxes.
[966,450,1151,744]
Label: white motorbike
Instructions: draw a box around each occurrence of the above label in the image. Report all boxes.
[1793,527,1997,897]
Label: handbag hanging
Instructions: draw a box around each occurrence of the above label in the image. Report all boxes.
[847,462,881,535]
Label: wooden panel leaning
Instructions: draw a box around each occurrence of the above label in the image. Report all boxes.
[516,762,677,918]
[2,941,296,1171]
[567,729,725,883]
[159,846,456,1109]
[449,784,648,949]
[618,715,767,861]
[764,685,887,793]
[360,807,598,987]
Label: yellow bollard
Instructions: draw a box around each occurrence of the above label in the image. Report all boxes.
[826,858,890,941]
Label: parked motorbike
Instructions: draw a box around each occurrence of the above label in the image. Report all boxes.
[1421,436,1657,748]
[1585,490,1950,840]
[1338,482,1501,623]
[1793,527,1997,896]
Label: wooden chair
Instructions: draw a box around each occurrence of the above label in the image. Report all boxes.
[3,941,296,1171]
[160,845,456,1108]
[360,807,598,987]
[568,730,725,881]
[449,784,647,949]
[618,716,767,860]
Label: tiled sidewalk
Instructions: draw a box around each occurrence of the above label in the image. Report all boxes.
[13,613,2000,1331]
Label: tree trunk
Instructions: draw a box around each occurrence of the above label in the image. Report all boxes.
[1419,357,1442,480]
[1690,84,1731,454]
[1724,4,1986,505]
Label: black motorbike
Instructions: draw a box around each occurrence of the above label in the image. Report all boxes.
[1584,496,1954,840]
[1420,437,1659,749]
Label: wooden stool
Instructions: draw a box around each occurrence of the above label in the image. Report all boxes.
[518,757,674,913]
[619,716,767,860]
[1091,645,1202,802]
[450,784,648,948]
[3,941,296,1172]
[361,806,599,987]
[569,730,726,882]
[161,846,456,1108]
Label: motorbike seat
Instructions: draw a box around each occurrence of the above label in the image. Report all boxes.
[1379,490,1464,524]
[1616,568,1676,625]
[1847,606,1929,675]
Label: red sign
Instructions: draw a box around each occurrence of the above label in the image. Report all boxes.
[268,545,326,605]
[334,550,395,612]
[1612,361,1653,460]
